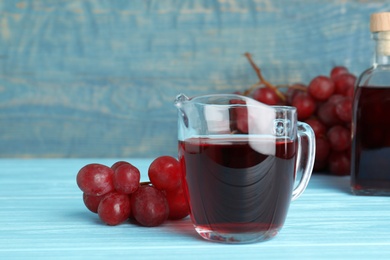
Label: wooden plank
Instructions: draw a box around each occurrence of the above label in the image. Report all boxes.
[1,0,390,157]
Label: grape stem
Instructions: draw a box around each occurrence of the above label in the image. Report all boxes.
[288,84,307,91]
[244,53,286,101]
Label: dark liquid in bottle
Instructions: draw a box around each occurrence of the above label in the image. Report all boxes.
[351,86,390,195]
[178,137,297,237]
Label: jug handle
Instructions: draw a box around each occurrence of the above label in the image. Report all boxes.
[291,121,316,201]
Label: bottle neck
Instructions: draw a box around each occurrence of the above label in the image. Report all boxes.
[373,31,390,66]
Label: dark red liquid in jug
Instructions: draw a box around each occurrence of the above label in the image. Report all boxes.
[178,137,297,234]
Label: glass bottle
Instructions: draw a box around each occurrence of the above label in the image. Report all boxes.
[351,12,390,195]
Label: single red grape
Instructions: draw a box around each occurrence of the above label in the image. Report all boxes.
[308,76,335,101]
[83,192,108,213]
[315,137,331,162]
[335,97,352,122]
[313,137,331,172]
[330,66,349,80]
[291,92,316,120]
[76,163,114,196]
[304,118,327,138]
[165,187,189,220]
[327,125,351,151]
[328,151,351,176]
[345,85,355,98]
[252,87,280,105]
[317,100,343,126]
[327,94,346,105]
[113,163,140,194]
[148,156,181,191]
[285,85,305,105]
[333,73,356,96]
[97,192,132,226]
[131,186,169,227]
[111,161,131,172]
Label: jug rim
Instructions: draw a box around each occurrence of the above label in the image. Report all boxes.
[179,93,297,111]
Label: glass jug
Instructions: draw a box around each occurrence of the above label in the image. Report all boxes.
[175,93,315,243]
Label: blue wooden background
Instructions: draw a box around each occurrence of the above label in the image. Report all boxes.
[1,0,389,158]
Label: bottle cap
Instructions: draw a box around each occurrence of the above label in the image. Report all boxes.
[370,12,390,32]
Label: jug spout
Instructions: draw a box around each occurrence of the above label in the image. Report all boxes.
[174,93,190,109]
[174,93,190,127]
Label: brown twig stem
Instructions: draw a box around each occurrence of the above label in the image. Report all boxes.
[244,53,286,101]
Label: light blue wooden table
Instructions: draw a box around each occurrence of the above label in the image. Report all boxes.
[1,158,389,259]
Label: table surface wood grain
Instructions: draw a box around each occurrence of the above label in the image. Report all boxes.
[1,158,389,259]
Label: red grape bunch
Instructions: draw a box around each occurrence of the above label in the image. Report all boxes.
[241,53,356,175]
[76,156,189,226]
